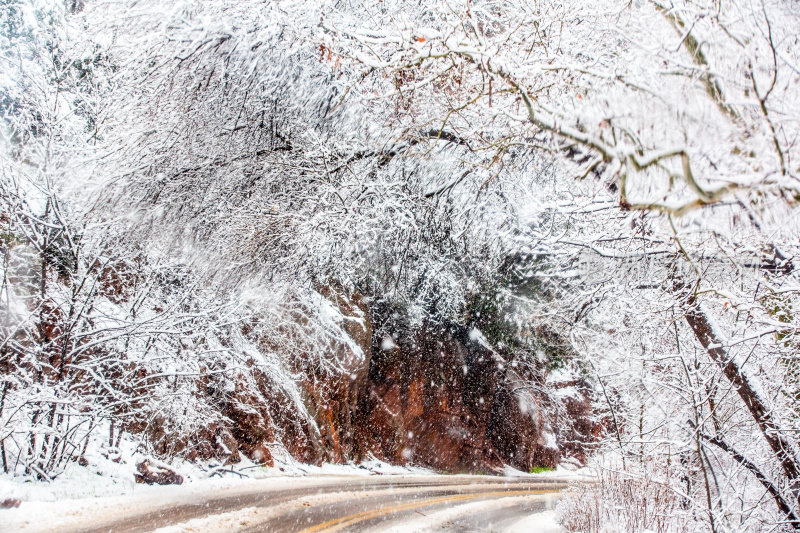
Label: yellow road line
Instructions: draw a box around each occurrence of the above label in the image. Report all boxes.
[299,489,558,533]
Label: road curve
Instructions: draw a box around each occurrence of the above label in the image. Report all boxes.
[6,475,569,533]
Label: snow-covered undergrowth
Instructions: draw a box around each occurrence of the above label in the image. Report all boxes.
[558,458,697,533]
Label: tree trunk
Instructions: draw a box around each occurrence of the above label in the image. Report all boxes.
[684,292,800,520]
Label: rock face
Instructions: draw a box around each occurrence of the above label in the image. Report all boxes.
[151,291,597,472]
[295,289,374,465]
[276,298,598,473]
[353,320,586,472]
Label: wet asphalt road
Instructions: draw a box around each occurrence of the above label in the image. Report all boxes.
[15,475,569,533]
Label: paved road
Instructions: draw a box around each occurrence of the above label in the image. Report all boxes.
[7,475,569,533]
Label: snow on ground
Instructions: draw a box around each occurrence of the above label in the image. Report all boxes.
[152,506,277,533]
[500,463,591,479]
[0,433,573,533]
[381,494,562,533]
[2,475,345,532]
[0,437,432,505]
[0,458,574,506]
[272,451,434,477]
[1,472,568,532]
[148,482,497,533]
[504,510,562,533]
[0,434,434,531]
[0,447,450,533]
[0,432,142,502]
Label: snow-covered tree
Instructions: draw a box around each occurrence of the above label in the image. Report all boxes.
[3,1,799,530]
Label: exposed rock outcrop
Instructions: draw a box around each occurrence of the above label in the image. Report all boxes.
[353,319,593,472]
[135,459,184,485]
[275,295,599,473]
[135,290,598,473]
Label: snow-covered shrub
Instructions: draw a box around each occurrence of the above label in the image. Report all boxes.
[559,459,696,533]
